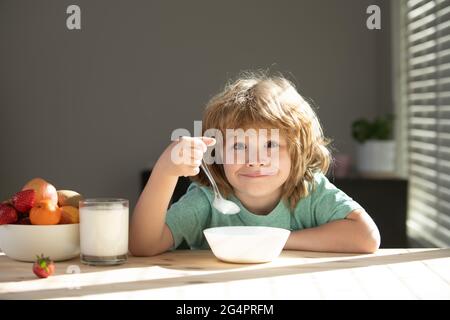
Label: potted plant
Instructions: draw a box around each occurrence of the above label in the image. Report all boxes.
[352,114,395,176]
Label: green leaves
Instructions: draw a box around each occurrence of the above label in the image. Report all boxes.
[36,253,50,268]
[351,114,394,143]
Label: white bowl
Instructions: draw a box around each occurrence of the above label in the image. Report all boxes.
[0,224,80,262]
[203,226,290,263]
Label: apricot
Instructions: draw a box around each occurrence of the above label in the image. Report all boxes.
[29,200,61,225]
[59,206,79,224]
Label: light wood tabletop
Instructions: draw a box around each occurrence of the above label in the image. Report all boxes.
[1,249,449,299]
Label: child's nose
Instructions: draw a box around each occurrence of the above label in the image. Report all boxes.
[247,162,265,167]
[246,155,270,167]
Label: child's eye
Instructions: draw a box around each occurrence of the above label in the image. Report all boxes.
[233,142,247,150]
[265,140,279,148]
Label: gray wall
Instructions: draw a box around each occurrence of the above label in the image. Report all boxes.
[0,0,392,210]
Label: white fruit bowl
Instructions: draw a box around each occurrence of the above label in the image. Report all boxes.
[0,224,80,262]
[203,226,290,264]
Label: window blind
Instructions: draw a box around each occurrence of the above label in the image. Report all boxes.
[403,0,450,247]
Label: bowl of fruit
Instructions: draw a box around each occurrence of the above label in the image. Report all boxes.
[0,178,82,262]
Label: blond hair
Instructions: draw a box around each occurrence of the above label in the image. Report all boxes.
[191,71,331,210]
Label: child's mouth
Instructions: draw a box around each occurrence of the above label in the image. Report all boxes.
[239,171,277,178]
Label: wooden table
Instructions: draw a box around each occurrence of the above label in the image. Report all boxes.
[1,249,449,299]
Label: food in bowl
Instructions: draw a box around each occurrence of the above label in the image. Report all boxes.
[0,177,82,226]
[0,224,80,262]
[0,177,83,261]
[203,226,290,263]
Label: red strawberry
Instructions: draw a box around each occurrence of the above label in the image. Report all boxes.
[32,254,55,278]
[12,189,36,213]
[0,204,18,225]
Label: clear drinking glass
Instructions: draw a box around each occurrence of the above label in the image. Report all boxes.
[79,198,129,265]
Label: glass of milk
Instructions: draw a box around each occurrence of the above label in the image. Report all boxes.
[79,198,129,265]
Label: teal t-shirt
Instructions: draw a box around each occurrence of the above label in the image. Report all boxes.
[165,172,363,250]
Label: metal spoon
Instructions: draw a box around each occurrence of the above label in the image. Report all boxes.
[200,160,240,214]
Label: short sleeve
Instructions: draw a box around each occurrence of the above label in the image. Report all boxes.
[310,173,363,226]
[165,184,211,249]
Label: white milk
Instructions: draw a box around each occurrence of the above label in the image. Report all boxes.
[79,203,129,257]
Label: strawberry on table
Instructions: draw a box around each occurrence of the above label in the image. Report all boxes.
[32,254,55,278]
[0,204,18,225]
[12,189,36,213]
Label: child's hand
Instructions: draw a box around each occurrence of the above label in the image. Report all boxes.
[158,136,216,177]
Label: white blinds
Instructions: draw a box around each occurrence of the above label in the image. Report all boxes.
[403,0,450,247]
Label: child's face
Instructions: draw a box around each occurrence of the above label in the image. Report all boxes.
[222,129,291,200]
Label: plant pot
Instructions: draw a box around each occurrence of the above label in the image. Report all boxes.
[356,140,395,175]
